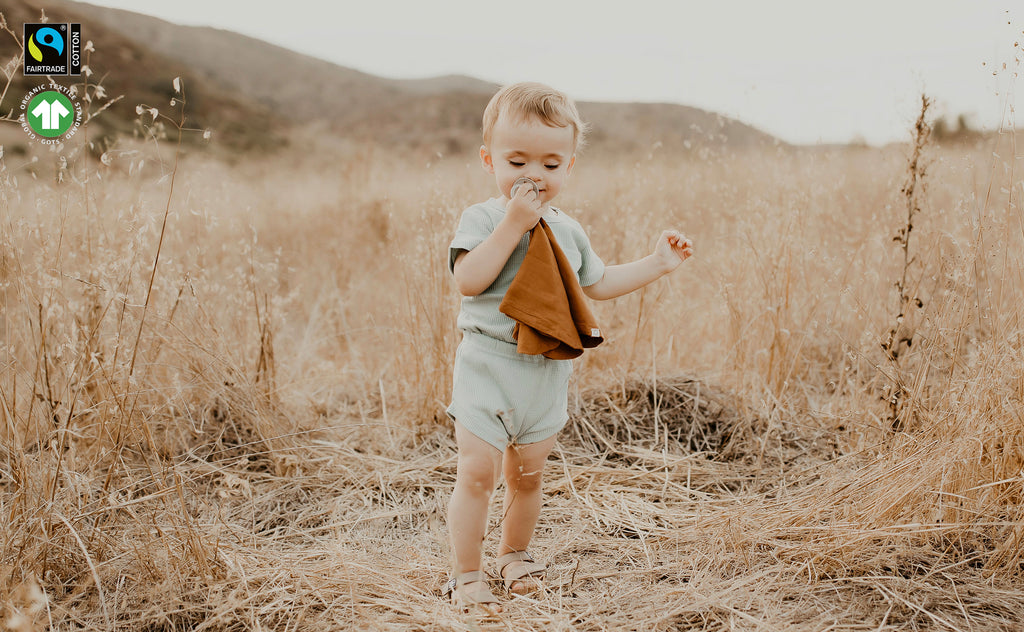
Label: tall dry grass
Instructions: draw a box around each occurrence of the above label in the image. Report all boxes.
[1,94,1023,630]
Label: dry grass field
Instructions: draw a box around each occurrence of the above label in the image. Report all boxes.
[1,96,1023,631]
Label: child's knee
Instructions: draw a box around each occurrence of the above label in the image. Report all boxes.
[507,466,544,493]
[458,456,499,494]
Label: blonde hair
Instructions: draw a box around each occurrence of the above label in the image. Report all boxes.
[482,82,588,150]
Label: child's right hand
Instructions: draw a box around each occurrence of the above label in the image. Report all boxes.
[504,183,544,233]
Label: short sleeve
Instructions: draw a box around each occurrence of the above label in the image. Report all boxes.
[448,204,495,273]
[576,227,606,287]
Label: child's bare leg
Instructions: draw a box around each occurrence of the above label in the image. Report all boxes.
[448,422,502,575]
[498,434,557,590]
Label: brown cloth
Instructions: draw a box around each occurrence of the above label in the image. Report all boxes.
[499,218,603,359]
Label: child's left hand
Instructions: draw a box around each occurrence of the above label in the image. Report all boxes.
[653,230,694,272]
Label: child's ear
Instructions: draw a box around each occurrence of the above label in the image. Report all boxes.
[480,145,495,174]
[566,154,576,174]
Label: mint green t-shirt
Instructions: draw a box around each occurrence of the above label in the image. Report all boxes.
[448,198,606,345]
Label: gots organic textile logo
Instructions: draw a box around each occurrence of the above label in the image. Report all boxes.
[19,84,82,144]
[28,91,74,136]
[23,23,81,76]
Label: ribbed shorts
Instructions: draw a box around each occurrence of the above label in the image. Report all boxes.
[446,331,573,451]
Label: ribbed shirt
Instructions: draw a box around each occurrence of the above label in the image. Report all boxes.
[448,198,606,345]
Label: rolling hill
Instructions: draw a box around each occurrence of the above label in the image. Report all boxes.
[0,0,284,154]
[0,0,782,157]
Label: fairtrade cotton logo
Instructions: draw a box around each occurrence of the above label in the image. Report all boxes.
[23,23,81,76]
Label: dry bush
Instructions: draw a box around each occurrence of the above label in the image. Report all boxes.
[1,99,1023,630]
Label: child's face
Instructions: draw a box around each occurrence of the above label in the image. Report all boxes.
[480,114,576,207]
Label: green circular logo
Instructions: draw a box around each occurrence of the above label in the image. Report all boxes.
[26,90,76,137]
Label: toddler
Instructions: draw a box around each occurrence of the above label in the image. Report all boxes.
[445,82,693,613]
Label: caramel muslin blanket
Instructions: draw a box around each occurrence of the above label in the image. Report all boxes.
[499,218,603,359]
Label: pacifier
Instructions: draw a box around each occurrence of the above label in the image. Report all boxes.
[511,177,540,198]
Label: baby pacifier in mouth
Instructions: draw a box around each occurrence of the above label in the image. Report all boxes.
[511,177,540,198]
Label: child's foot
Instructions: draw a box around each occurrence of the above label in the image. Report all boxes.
[444,571,502,615]
[497,550,546,595]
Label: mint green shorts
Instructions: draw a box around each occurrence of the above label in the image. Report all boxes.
[446,331,573,451]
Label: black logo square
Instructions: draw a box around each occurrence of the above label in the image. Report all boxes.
[24,23,81,76]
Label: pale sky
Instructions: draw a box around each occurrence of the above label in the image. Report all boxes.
[79,0,1022,145]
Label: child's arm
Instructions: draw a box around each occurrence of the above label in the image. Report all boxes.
[583,230,693,301]
[453,188,544,296]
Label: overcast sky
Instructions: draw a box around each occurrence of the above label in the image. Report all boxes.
[79,0,1022,145]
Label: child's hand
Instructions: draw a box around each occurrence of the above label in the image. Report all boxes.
[653,230,693,272]
[504,182,544,233]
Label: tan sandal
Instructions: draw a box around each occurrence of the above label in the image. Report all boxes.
[496,550,546,595]
[443,570,502,615]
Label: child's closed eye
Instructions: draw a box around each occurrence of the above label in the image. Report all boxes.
[509,160,525,167]
[545,164,559,170]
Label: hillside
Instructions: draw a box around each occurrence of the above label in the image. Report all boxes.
[0,0,284,154]
[1,0,781,156]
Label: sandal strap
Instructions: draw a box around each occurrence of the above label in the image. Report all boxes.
[497,550,546,581]
[447,570,500,607]
[497,550,534,568]
[443,570,489,597]
[458,570,489,585]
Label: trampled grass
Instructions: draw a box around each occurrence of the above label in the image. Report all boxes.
[1,119,1023,630]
